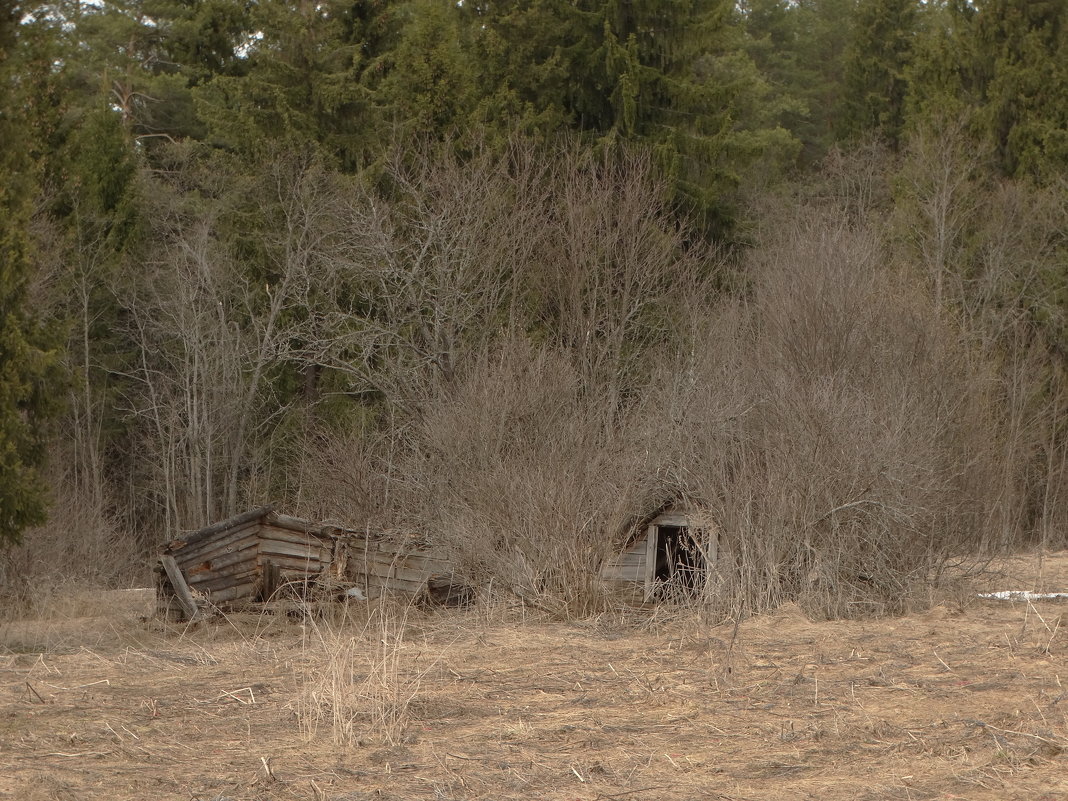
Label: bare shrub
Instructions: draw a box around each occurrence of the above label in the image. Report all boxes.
[529,145,708,409]
[964,182,1068,551]
[400,339,653,616]
[294,141,706,616]
[307,137,705,414]
[894,114,986,314]
[818,137,896,224]
[118,145,362,534]
[0,478,143,619]
[646,210,1007,617]
[895,124,1068,552]
[309,137,553,409]
[16,124,1054,623]
[291,423,394,528]
[297,339,659,617]
[291,139,1011,619]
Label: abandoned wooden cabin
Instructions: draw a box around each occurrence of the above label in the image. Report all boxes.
[159,504,719,618]
[599,505,719,602]
[157,507,455,619]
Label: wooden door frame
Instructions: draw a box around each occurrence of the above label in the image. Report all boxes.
[642,511,717,601]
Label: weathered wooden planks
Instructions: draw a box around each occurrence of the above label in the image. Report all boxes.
[207,580,259,603]
[158,508,455,616]
[168,507,273,551]
[266,512,320,534]
[180,536,259,575]
[188,565,260,594]
[170,522,261,565]
[259,538,332,561]
[160,554,201,620]
[600,533,649,584]
[346,538,451,598]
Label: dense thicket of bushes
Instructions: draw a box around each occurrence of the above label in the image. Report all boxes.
[291,145,1060,618]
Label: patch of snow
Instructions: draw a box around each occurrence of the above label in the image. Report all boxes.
[978,590,1068,601]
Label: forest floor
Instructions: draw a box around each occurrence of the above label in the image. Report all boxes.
[2,553,1067,801]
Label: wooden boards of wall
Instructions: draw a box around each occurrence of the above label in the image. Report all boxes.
[600,530,650,603]
[258,525,332,577]
[162,513,334,612]
[172,523,260,605]
[600,536,648,583]
[346,537,453,598]
[160,510,455,615]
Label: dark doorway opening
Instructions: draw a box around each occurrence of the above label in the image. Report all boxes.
[653,526,706,598]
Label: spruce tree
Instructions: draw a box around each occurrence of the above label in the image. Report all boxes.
[375,0,479,141]
[840,0,918,147]
[743,0,854,161]
[0,5,59,544]
[193,0,392,169]
[468,0,797,232]
[973,0,1068,180]
[903,0,979,129]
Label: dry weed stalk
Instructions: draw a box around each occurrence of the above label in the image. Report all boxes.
[296,603,438,747]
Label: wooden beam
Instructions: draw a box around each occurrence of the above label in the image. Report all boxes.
[160,554,201,621]
[651,512,692,527]
[265,512,322,535]
[168,521,261,564]
[167,506,272,551]
[643,524,658,602]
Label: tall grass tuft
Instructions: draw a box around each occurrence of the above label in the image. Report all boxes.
[296,603,433,747]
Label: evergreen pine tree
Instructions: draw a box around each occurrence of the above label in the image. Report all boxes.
[743,0,854,161]
[974,0,1068,179]
[193,0,393,169]
[374,0,479,141]
[468,0,797,232]
[903,0,979,129]
[840,0,918,147]
[0,5,60,544]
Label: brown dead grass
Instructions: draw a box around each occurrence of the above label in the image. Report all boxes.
[2,554,1068,801]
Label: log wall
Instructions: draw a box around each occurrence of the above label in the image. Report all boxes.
[159,509,455,614]
[345,536,454,599]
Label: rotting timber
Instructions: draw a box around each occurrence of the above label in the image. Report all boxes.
[156,507,460,619]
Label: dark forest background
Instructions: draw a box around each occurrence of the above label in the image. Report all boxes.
[1,0,1066,616]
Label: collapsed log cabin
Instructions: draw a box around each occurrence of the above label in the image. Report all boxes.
[157,507,456,619]
[159,504,719,619]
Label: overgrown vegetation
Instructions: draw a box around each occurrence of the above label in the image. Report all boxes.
[1,0,1066,619]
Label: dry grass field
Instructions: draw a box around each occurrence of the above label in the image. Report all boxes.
[2,553,1068,801]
